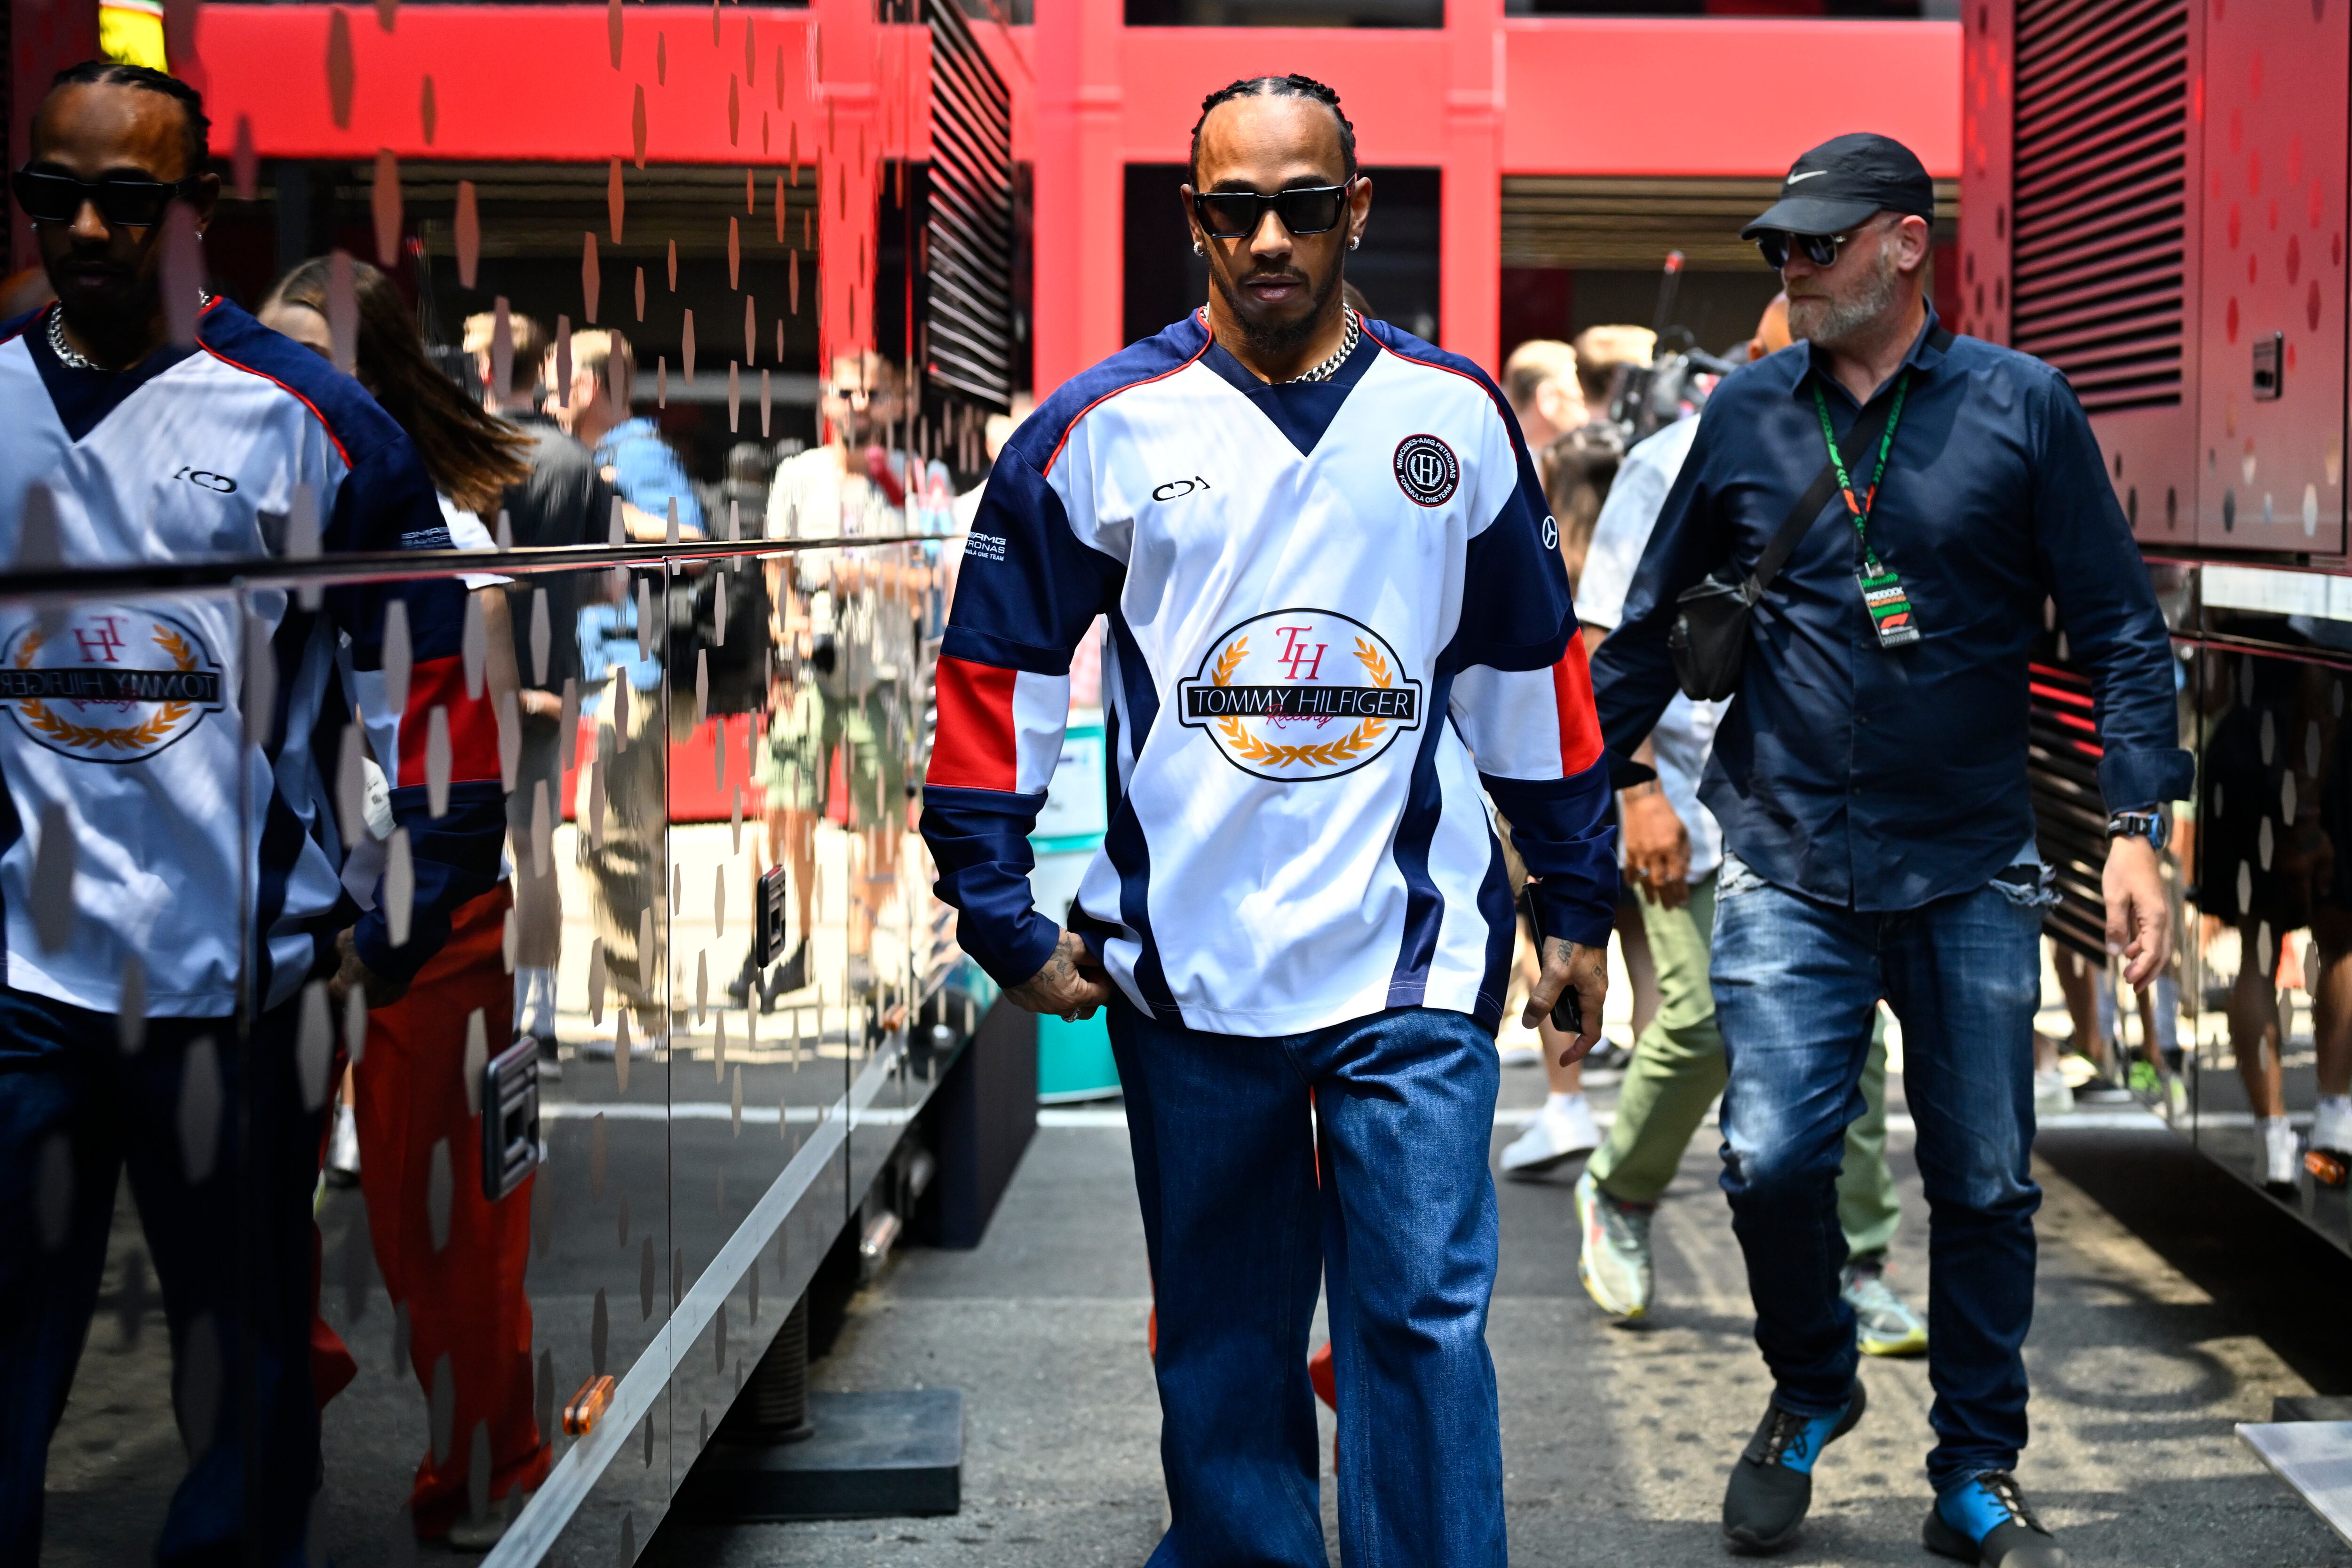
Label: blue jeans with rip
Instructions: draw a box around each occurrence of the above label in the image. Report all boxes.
[1107,998,1507,1568]
[1709,860,2045,1492]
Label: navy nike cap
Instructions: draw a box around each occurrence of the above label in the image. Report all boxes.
[1741,133,1936,239]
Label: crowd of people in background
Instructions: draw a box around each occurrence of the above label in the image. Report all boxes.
[1480,303,1928,1357]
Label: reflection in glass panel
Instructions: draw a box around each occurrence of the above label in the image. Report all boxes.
[2182,643,2352,1249]
[9,584,270,1563]
[2031,606,2352,1252]
[15,2,996,1545]
[2031,608,2191,1126]
[4,475,1024,1556]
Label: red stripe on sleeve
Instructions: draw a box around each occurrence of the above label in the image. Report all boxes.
[1550,636,1605,776]
[927,656,1021,792]
[394,655,504,787]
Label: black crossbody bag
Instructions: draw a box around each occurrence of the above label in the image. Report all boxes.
[1667,326,1950,701]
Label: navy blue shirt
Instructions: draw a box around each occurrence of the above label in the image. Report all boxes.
[1590,313,2192,911]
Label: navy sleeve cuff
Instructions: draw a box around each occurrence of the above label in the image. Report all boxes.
[1529,878,1616,950]
[351,908,453,987]
[965,909,1063,995]
[355,782,505,984]
[1483,765,1619,949]
[1606,751,1658,791]
[920,784,1060,992]
[2098,747,2195,811]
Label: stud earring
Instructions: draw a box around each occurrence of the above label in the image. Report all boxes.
[1192,241,1206,257]
[1349,237,1360,251]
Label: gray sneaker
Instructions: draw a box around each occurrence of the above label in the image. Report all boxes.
[1842,1259,1928,1357]
[1576,1170,1654,1318]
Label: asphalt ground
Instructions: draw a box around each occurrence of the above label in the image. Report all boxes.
[644,1061,2352,1568]
[37,1043,2352,1566]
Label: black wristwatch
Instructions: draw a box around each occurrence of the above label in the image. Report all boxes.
[2106,808,2170,852]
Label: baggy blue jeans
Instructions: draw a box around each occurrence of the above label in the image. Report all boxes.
[0,989,323,1566]
[1709,863,2045,1492]
[1107,998,1507,1568]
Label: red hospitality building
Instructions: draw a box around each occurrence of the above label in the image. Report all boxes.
[8,0,1963,393]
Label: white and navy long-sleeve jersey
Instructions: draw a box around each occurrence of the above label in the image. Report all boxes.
[0,298,506,1017]
[921,311,1616,1036]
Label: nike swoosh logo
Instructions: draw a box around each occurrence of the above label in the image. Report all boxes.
[1785,169,1828,183]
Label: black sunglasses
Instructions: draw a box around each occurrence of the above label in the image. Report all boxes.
[12,168,204,228]
[1754,229,1856,270]
[1192,181,1354,240]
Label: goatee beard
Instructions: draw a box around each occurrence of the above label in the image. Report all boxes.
[1211,262,1343,359]
[58,274,164,366]
[1793,244,1899,353]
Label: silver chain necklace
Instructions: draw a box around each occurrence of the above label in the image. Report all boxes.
[1279,308,1360,385]
[48,295,211,371]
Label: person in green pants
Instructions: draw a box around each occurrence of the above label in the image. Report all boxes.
[1566,296,1924,1350]
[1577,864,1910,1343]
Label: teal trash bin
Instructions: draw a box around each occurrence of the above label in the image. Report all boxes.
[1029,714,1121,1102]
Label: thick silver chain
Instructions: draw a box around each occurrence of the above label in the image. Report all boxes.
[1279,307,1360,385]
[48,294,211,370]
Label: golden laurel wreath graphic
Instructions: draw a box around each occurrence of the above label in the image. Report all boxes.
[1211,635,1394,769]
[14,625,199,753]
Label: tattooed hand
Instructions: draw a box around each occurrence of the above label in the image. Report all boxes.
[1007,929,1116,1022]
[1523,936,1607,1065]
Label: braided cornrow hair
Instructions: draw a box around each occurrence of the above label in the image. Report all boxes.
[48,61,210,175]
[1189,75,1358,185]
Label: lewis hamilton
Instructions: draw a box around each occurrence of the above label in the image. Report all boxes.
[921,74,1616,1566]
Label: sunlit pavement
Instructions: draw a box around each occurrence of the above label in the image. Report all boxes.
[642,1052,2352,1568]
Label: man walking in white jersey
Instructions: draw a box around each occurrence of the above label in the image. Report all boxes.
[921,76,1615,1564]
[1,64,505,1562]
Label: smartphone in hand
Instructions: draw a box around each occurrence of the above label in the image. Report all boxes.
[1518,887,1585,1037]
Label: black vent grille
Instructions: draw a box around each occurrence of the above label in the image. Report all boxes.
[925,0,1015,410]
[2010,0,2188,414]
[2028,653,2113,961]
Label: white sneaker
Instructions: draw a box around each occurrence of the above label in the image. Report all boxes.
[2313,1095,2352,1156]
[2260,1117,2300,1190]
[1497,1039,1543,1069]
[2033,1067,2075,1119]
[326,1102,360,1187]
[1500,1093,1600,1176]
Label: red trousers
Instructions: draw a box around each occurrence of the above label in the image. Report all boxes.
[356,884,551,1535]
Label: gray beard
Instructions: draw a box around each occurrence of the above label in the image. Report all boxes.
[1793,243,1899,352]
[1211,262,1343,359]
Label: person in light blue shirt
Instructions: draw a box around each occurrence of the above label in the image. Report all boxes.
[547,328,704,1041]
[596,414,703,531]
[550,328,705,531]
[551,328,704,697]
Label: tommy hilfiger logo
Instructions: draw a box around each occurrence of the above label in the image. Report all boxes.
[0,609,225,763]
[1177,609,1422,781]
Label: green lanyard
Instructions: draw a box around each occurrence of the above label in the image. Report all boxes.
[1810,372,1922,648]
[1811,371,1910,570]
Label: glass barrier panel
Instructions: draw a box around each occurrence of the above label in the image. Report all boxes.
[0,532,948,1563]
[2179,641,2352,1249]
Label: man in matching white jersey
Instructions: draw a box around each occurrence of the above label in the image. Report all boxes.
[920,74,1616,1565]
[0,63,505,1561]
